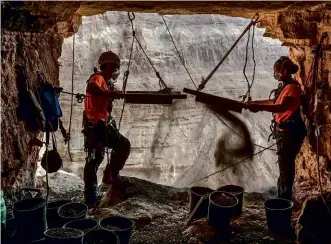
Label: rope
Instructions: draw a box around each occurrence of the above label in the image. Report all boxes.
[161,15,275,152]
[242,28,251,101]
[198,13,259,91]
[240,22,256,102]
[313,32,330,213]
[67,33,75,162]
[118,12,136,130]
[45,134,50,201]
[128,12,169,91]
[185,142,277,186]
[161,15,197,90]
[250,25,256,97]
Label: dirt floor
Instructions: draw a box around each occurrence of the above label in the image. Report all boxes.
[5,176,298,244]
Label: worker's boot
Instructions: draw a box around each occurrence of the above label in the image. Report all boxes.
[102,163,113,185]
[84,186,99,209]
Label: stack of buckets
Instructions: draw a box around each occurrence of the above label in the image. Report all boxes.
[4,189,135,244]
[189,185,294,236]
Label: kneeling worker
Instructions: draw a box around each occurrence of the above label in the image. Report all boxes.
[83,51,131,207]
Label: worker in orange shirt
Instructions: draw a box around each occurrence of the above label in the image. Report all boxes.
[246,56,306,200]
[83,51,131,207]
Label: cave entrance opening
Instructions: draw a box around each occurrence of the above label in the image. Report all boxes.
[38,11,288,194]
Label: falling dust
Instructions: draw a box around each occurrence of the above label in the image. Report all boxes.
[211,105,254,174]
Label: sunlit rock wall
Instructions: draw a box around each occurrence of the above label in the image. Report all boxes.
[56,12,288,192]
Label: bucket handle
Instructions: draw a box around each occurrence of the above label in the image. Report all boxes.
[20,188,42,200]
[185,196,208,226]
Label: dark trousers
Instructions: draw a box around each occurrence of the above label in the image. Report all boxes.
[276,127,305,200]
[83,121,130,203]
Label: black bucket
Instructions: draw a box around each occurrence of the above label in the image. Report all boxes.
[63,218,98,233]
[82,229,119,244]
[13,195,47,242]
[47,199,72,228]
[265,198,293,235]
[58,202,88,226]
[44,227,84,244]
[10,230,45,244]
[99,216,134,244]
[2,218,18,244]
[217,185,244,217]
[208,191,238,230]
[189,186,214,219]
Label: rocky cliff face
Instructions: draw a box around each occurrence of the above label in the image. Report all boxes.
[56,12,288,192]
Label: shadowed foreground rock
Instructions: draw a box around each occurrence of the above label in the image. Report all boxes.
[296,193,331,244]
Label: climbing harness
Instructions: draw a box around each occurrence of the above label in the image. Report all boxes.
[197,13,259,91]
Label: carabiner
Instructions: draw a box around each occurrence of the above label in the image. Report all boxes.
[76,93,85,103]
[128,12,135,21]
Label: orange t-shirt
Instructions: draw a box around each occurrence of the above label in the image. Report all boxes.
[84,74,110,124]
[274,84,301,123]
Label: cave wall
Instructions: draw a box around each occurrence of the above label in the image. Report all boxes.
[1,1,330,202]
[259,10,331,200]
[1,30,63,197]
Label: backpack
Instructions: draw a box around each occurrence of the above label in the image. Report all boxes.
[37,77,63,132]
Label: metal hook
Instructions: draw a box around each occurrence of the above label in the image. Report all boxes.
[251,13,259,23]
[128,12,135,21]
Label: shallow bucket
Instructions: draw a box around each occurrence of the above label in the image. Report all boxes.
[58,202,88,226]
[208,191,238,230]
[82,229,119,244]
[217,185,244,217]
[44,227,84,244]
[265,198,293,235]
[189,186,214,219]
[99,216,134,244]
[13,197,47,242]
[47,199,72,228]
[64,218,98,233]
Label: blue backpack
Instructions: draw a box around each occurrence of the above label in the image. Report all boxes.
[37,80,63,132]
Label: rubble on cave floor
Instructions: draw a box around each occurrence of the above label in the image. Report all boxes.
[35,171,298,243]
